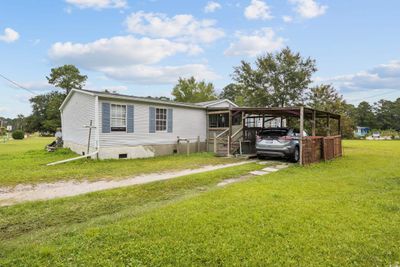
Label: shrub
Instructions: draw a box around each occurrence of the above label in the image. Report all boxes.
[12,130,24,140]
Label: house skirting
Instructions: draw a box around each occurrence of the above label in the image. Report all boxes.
[64,141,207,160]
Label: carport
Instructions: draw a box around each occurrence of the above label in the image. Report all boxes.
[207,106,342,165]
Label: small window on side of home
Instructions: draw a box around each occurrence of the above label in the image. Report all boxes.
[111,104,127,132]
[156,108,167,132]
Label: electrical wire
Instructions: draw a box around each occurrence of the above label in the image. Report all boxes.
[0,73,37,95]
[348,89,400,102]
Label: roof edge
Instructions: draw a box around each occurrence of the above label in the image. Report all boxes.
[59,89,95,111]
[197,99,238,108]
[62,88,207,110]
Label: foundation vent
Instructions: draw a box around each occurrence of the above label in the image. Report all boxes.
[119,153,128,159]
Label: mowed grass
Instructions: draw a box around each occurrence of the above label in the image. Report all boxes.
[0,137,239,186]
[1,140,400,266]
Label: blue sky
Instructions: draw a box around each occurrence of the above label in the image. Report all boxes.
[1,0,400,117]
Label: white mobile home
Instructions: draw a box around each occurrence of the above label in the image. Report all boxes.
[60,89,236,159]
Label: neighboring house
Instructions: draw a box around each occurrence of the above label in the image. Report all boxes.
[60,89,235,159]
[354,126,370,137]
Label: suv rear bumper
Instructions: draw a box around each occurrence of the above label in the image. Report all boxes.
[256,147,295,158]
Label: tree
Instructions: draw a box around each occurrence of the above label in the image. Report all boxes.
[172,77,217,103]
[25,92,65,134]
[307,84,345,113]
[219,83,245,106]
[0,115,26,132]
[47,65,88,94]
[307,84,355,138]
[355,101,376,128]
[232,47,317,107]
[374,98,400,130]
[15,114,26,131]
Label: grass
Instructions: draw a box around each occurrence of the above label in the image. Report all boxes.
[0,137,239,186]
[0,140,399,266]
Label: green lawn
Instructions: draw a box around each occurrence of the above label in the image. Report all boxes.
[0,140,399,266]
[0,137,239,186]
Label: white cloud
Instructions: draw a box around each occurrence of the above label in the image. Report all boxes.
[0,28,20,43]
[65,0,127,9]
[244,0,273,20]
[5,80,57,93]
[31,39,41,46]
[224,28,284,57]
[125,11,225,43]
[204,1,222,13]
[289,0,327,19]
[282,15,293,23]
[318,61,400,99]
[49,35,201,68]
[99,64,219,84]
[20,81,57,92]
[48,35,219,85]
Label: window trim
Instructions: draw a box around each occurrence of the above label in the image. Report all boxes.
[110,103,127,132]
[155,107,168,133]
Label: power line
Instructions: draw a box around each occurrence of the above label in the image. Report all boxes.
[0,73,37,95]
[350,89,400,102]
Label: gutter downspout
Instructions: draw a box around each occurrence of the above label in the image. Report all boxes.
[47,151,99,166]
[94,96,100,159]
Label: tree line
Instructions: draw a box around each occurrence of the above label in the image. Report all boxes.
[2,47,399,138]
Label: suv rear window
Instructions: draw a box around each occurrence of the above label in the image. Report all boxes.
[259,129,289,137]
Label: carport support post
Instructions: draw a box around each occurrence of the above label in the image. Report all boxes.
[262,114,265,128]
[299,106,304,165]
[312,110,316,136]
[213,132,217,154]
[228,109,232,156]
[327,114,331,136]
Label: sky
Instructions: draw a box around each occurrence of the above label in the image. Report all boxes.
[1,0,400,118]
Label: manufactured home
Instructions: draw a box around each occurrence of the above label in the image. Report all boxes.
[61,89,342,164]
[60,89,240,159]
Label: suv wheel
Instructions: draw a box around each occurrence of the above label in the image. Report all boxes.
[292,146,300,163]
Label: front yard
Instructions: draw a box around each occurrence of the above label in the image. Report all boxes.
[0,140,399,266]
[0,137,239,186]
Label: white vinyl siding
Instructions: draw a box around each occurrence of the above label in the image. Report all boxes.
[98,98,206,147]
[61,91,96,148]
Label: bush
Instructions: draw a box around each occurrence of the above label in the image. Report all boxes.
[12,130,24,140]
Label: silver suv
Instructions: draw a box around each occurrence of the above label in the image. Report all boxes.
[256,128,306,162]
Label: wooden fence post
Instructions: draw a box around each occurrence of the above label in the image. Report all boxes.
[213,132,217,154]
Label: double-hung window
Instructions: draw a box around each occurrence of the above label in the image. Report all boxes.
[155,108,167,132]
[111,104,127,132]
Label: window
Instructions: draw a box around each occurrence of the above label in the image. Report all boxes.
[209,114,228,128]
[156,108,167,132]
[111,104,127,131]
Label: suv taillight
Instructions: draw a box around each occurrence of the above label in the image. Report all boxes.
[279,136,293,141]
